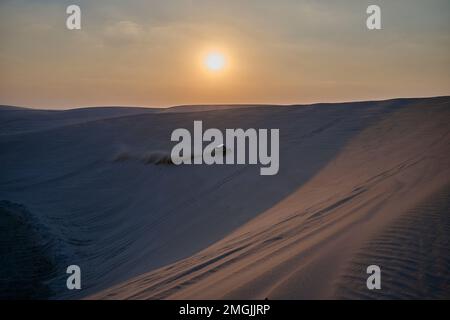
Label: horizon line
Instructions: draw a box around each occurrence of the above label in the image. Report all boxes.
[1,94,449,111]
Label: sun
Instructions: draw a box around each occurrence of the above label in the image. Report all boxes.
[204,52,226,72]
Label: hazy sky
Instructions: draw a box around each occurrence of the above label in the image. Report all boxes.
[0,0,449,109]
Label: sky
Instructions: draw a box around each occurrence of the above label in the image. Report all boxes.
[0,0,449,109]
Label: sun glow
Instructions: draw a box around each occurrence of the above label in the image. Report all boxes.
[204,52,226,72]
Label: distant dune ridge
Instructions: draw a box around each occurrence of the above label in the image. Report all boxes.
[0,97,449,299]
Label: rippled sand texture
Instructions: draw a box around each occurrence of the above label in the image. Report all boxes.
[335,185,450,299]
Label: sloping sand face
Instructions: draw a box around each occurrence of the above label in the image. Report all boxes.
[1,97,449,299]
[89,98,450,300]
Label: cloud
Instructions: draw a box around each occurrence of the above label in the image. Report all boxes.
[103,20,145,44]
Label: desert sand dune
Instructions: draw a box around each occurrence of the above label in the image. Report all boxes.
[0,97,449,299]
[91,97,450,300]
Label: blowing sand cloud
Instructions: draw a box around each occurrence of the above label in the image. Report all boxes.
[112,147,174,165]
